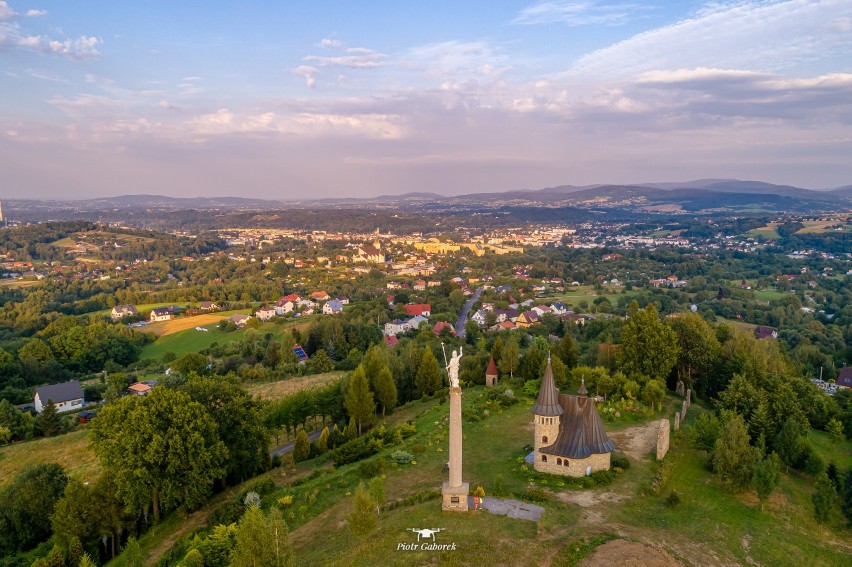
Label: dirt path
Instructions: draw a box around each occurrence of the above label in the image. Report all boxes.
[578,540,683,566]
[609,420,660,462]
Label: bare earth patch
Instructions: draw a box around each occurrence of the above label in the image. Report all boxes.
[578,540,683,567]
[609,420,660,461]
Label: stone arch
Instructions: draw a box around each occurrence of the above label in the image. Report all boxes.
[541,454,547,463]
[556,458,562,465]
[542,435,548,444]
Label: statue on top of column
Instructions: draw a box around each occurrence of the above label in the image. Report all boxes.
[447,347,463,388]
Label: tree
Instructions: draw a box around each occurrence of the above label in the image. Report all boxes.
[170,352,207,376]
[345,367,375,436]
[104,372,128,404]
[499,338,520,380]
[712,412,760,492]
[841,467,852,526]
[181,376,269,484]
[90,387,227,522]
[347,483,377,537]
[0,464,68,555]
[36,400,61,437]
[752,453,780,511]
[641,379,666,412]
[618,305,679,381]
[368,475,386,515]
[557,331,578,368]
[122,536,144,567]
[310,348,334,373]
[294,429,310,463]
[491,337,504,371]
[774,418,807,471]
[317,426,329,452]
[230,505,293,567]
[827,418,845,443]
[415,348,442,397]
[812,472,837,524]
[373,367,397,415]
[668,313,720,389]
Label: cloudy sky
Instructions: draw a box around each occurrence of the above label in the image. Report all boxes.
[1,1,850,199]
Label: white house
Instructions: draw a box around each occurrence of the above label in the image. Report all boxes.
[227,313,251,328]
[323,300,344,315]
[150,307,173,322]
[111,304,138,320]
[34,380,84,414]
[255,306,276,321]
[274,300,294,316]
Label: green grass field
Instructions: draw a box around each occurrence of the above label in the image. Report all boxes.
[543,285,623,309]
[246,371,344,401]
[754,289,791,301]
[140,317,315,360]
[0,429,99,487]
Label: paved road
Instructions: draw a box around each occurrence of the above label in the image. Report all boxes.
[455,286,483,338]
[270,428,323,456]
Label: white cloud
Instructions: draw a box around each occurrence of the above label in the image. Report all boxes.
[291,65,317,88]
[568,0,852,79]
[17,34,101,59]
[26,9,47,17]
[0,1,17,21]
[304,47,385,68]
[317,38,342,48]
[514,1,648,26]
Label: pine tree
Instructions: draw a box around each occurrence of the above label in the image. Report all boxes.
[36,400,61,437]
[345,367,375,436]
[373,367,397,416]
[347,483,377,537]
[293,430,310,463]
[712,412,759,492]
[841,467,852,526]
[414,349,442,396]
[317,426,329,452]
[752,453,780,511]
[557,332,578,368]
[812,472,837,524]
[491,337,504,371]
[827,418,845,443]
[121,537,143,567]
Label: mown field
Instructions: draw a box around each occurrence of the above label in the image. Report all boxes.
[140,316,316,360]
[246,371,344,401]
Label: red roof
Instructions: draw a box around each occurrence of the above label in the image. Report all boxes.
[404,304,431,317]
[432,321,455,336]
[385,335,399,348]
[486,357,498,376]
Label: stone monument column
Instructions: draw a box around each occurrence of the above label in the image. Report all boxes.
[442,349,469,512]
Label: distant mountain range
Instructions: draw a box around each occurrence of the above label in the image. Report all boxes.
[6,179,851,215]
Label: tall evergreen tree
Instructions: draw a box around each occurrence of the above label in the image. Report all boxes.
[415,349,442,396]
[347,483,378,537]
[36,400,61,437]
[373,367,397,415]
[752,453,780,511]
[345,367,375,436]
[712,412,760,491]
[812,472,837,524]
[557,331,578,368]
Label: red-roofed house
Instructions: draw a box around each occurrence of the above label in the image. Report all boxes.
[310,291,330,301]
[433,321,456,336]
[404,304,431,317]
[837,367,852,389]
[385,335,399,348]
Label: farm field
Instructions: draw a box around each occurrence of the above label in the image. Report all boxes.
[745,223,781,240]
[141,309,251,336]
[542,284,624,308]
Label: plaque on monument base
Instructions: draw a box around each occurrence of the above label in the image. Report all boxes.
[441,481,469,512]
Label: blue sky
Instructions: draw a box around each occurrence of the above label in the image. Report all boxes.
[1,1,850,199]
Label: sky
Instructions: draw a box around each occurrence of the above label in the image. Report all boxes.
[1,1,851,200]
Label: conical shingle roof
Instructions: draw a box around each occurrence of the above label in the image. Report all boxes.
[531,358,564,417]
[485,356,498,377]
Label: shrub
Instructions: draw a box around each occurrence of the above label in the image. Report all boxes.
[207,499,244,528]
[330,436,382,466]
[521,486,550,503]
[359,458,386,479]
[389,450,415,464]
[611,455,630,470]
[666,490,681,507]
[238,476,275,501]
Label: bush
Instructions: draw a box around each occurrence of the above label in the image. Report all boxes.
[207,499,244,527]
[330,436,382,466]
[521,486,550,503]
[359,458,385,479]
[389,450,415,464]
[237,476,275,501]
[611,455,630,470]
[666,490,681,507]
[270,454,283,468]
